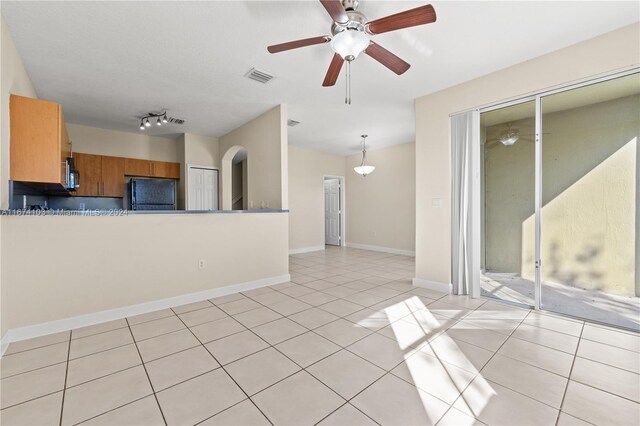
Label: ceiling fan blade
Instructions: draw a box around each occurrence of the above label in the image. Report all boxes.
[323,53,344,87]
[319,0,349,24]
[367,4,437,35]
[267,36,330,53]
[365,42,410,75]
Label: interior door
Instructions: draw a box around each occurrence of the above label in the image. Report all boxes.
[324,179,341,246]
[188,167,218,210]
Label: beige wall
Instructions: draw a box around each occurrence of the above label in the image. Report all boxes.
[181,133,220,210]
[415,23,640,286]
[0,213,288,330]
[184,133,219,167]
[67,123,179,162]
[0,16,38,337]
[219,106,288,210]
[288,145,345,250]
[346,142,416,253]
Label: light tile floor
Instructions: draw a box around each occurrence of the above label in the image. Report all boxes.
[1,247,639,425]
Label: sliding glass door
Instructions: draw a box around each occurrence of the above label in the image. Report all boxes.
[480,101,537,307]
[478,71,639,330]
[539,73,640,330]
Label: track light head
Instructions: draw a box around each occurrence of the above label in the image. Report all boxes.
[162,114,168,123]
[144,119,151,127]
[139,122,145,130]
[156,118,162,126]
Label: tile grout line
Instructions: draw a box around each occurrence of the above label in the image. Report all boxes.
[57,332,72,426]
[427,298,532,424]
[554,321,586,426]
[169,307,276,426]
[124,317,168,426]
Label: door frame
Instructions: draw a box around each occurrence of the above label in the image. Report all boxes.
[473,67,640,309]
[186,164,219,211]
[323,175,345,247]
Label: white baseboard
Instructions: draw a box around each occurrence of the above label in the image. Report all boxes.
[0,274,290,357]
[413,277,452,294]
[289,246,325,255]
[346,242,415,257]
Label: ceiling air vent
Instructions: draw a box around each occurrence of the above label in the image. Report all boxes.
[245,68,274,84]
[167,117,185,125]
[287,119,301,127]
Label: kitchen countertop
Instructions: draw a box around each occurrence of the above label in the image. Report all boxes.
[0,209,289,216]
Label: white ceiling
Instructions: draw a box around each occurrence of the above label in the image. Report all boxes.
[2,1,638,155]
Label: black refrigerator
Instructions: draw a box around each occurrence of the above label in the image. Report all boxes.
[130,178,176,210]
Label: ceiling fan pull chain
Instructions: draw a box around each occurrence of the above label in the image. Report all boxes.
[345,61,349,104]
[345,61,352,105]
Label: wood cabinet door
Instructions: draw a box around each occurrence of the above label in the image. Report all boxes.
[74,153,102,196]
[124,158,152,177]
[151,161,180,179]
[101,156,125,197]
[10,95,62,184]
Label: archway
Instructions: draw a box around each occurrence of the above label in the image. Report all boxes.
[221,145,248,210]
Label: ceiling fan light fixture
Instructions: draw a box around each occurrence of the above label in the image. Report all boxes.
[499,127,519,146]
[330,29,370,60]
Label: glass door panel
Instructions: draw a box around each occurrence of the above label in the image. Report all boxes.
[540,73,640,330]
[480,100,537,307]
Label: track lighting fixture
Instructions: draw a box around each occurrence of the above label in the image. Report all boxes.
[138,111,169,131]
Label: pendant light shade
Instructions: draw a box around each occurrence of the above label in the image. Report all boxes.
[354,135,375,177]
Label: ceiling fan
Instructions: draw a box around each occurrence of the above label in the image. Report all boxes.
[267,0,437,103]
[485,124,550,149]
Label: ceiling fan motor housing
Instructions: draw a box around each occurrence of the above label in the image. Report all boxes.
[331,10,367,36]
[342,0,359,12]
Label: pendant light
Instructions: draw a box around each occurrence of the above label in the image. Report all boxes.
[354,134,375,177]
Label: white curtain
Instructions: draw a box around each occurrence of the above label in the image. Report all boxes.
[451,111,480,296]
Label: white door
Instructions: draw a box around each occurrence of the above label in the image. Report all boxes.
[324,179,341,246]
[188,167,218,210]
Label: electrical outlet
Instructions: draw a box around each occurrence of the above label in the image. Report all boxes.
[372,231,377,237]
[79,202,85,210]
[198,259,206,269]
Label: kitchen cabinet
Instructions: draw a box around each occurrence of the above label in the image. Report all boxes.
[152,161,180,179]
[74,153,102,196]
[10,95,71,186]
[74,154,125,197]
[124,158,152,177]
[101,156,125,197]
[125,158,180,179]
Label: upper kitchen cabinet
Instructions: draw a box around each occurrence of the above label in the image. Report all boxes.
[101,156,125,197]
[10,95,71,185]
[125,158,180,179]
[124,158,151,177]
[151,161,180,179]
[74,153,102,197]
[74,153,125,197]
